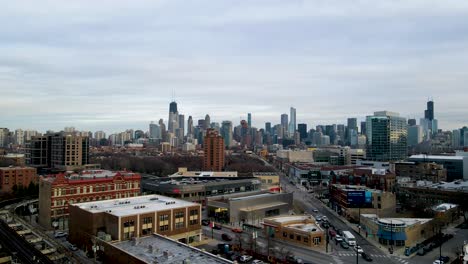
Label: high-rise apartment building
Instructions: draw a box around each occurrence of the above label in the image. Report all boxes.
[220,121,233,148]
[26,133,90,171]
[149,122,161,139]
[366,111,407,161]
[94,131,106,141]
[203,129,225,171]
[289,107,296,138]
[0,166,38,193]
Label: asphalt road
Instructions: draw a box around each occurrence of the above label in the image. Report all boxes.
[279,173,413,264]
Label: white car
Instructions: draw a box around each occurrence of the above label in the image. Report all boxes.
[252,260,266,264]
[354,245,364,254]
[335,235,343,242]
[312,209,319,213]
[54,231,68,238]
[239,255,253,263]
[433,261,444,264]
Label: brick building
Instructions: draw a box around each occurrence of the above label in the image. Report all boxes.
[394,161,447,182]
[68,195,202,253]
[0,166,38,193]
[38,170,141,229]
[203,129,225,171]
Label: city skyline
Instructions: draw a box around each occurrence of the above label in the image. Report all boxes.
[2,1,468,132]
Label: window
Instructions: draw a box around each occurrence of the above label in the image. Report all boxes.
[296,235,301,241]
[313,237,321,245]
[159,214,169,221]
[175,211,185,229]
[289,234,294,239]
[304,237,309,243]
[143,217,153,224]
[159,225,169,231]
[283,232,287,238]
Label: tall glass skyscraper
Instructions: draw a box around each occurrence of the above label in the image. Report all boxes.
[366,111,407,161]
[288,107,296,138]
[220,121,233,148]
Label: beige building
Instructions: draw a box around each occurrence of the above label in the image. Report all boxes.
[263,215,325,249]
[69,195,202,253]
[360,214,436,248]
[252,172,280,191]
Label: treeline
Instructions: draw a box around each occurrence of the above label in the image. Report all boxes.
[91,155,203,176]
[90,153,275,177]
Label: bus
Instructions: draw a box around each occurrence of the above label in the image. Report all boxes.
[342,231,356,246]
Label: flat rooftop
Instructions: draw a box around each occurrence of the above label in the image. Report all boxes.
[361,214,432,226]
[75,195,200,217]
[409,154,464,161]
[264,215,323,233]
[406,180,468,191]
[113,234,232,264]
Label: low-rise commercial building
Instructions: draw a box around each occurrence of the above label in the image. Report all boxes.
[252,172,280,191]
[329,184,396,221]
[207,191,293,224]
[395,161,447,182]
[262,215,325,249]
[39,170,141,229]
[169,167,238,177]
[98,233,232,264]
[360,214,435,248]
[142,176,261,206]
[69,195,202,253]
[399,181,467,210]
[408,154,468,181]
[0,166,38,193]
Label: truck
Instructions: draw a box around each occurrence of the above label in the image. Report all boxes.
[342,231,356,246]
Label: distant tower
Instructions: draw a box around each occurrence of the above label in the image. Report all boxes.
[204,114,211,130]
[247,113,252,128]
[168,101,179,133]
[221,121,233,148]
[281,114,288,136]
[288,107,296,137]
[187,116,194,137]
[203,129,225,171]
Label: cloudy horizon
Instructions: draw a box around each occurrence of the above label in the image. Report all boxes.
[1,0,468,134]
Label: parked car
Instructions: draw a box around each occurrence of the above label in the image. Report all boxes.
[423,244,432,253]
[417,248,426,256]
[231,228,243,233]
[438,256,450,263]
[336,229,344,236]
[213,224,222,230]
[68,244,78,251]
[54,231,67,238]
[433,260,444,264]
[201,219,211,226]
[312,209,319,213]
[239,255,253,263]
[252,260,266,264]
[222,233,232,241]
[361,252,373,262]
[354,245,364,254]
[340,241,349,249]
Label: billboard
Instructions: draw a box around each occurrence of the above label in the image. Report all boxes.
[347,191,372,206]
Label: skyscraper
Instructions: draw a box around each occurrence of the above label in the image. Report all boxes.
[168,101,179,133]
[288,107,296,138]
[407,125,423,147]
[298,123,307,141]
[203,129,225,171]
[187,116,194,137]
[408,119,417,126]
[346,118,358,145]
[281,114,288,136]
[366,111,407,161]
[360,121,366,136]
[247,113,252,128]
[149,122,161,139]
[421,100,438,138]
[220,121,233,148]
[204,114,211,130]
[178,114,185,138]
[265,122,272,135]
[425,100,434,121]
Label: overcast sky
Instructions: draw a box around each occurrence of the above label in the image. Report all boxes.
[1,0,468,134]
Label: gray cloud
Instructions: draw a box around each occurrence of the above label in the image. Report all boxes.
[1,0,467,133]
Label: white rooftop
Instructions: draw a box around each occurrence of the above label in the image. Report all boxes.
[75,195,199,217]
[267,215,313,223]
[114,234,232,264]
[361,214,432,226]
[409,154,464,161]
[432,203,458,212]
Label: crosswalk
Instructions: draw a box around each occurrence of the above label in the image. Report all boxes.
[334,252,410,264]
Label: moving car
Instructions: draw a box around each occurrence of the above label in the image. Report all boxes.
[312,209,319,213]
[335,235,343,242]
[354,245,364,254]
[239,255,253,263]
[433,260,444,264]
[361,252,373,262]
[231,228,243,233]
[252,260,266,264]
[69,244,78,251]
[340,241,349,249]
[221,233,232,241]
[54,231,67,238]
